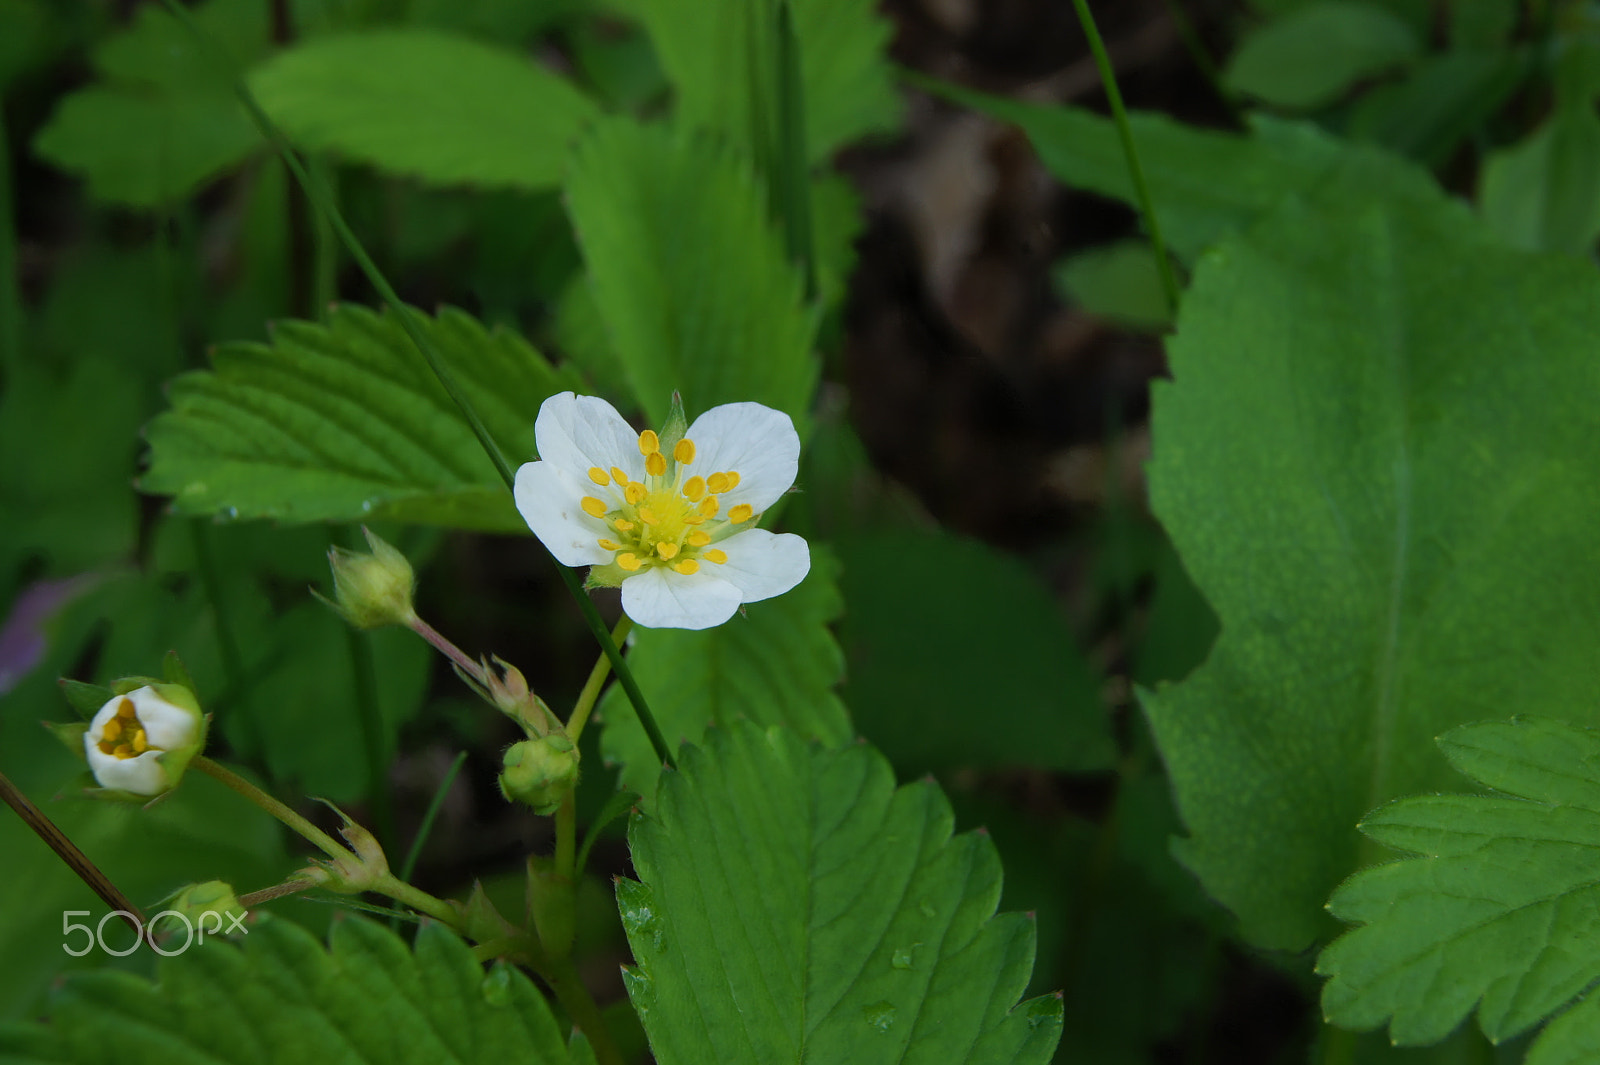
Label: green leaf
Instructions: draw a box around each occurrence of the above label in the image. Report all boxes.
[1319,718,1600,1055]
[141,304,583,531]
[0,917,585,1064]
[621,0,897,164]
[1225,2,1420,110]
[1053,240,1173,331]
[1140,148,1600,950]
[32,87,258,208]
[1344,48,1529,167]
[919,76,1351,261]
[598,549,850,801]
[249,29,599,191]
[620,720,1062,1064]
[836,530,1114,775]
[563,117,818,429]
[1480,103,1600,256]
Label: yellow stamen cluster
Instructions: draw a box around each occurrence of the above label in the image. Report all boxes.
[97,698,152,761]
[580,430,758,577]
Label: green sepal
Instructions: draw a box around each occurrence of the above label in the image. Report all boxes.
[584,562,628,589]
[44,720,90,759]
[111,674,163,696]
[162,650,198,693]
[656,391,689,457]
[58,678,115,721]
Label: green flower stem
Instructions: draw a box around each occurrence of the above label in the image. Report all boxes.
[407,615,487,684]
[237,879,315,907]
[554,793,578,882]
[373,873,460,928]
[546,955,627,1065]
[566,616,632,745]
[344,577,395,849]
[155,0,672,772]
[1068,0,1182,317]
[192,755,350,863]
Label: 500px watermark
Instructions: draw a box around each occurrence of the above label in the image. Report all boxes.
[62,909,247,957]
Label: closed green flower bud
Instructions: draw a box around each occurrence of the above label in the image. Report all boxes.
[156,881,248,938]
[326,527,417,630]
[83,683,206,799]
[498,735,579,814]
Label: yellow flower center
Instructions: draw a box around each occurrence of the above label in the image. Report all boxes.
[581,431,756,576]
[97,697,154,760]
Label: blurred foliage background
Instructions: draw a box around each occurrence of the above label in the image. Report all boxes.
[0,0,1585,1061]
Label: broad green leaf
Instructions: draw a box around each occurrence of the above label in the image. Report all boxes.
[836,530,1114,774]
[32,87,257,208]
[598,550,849,802]
[1053,240,1172,331]
[95,0,267,91]
[1140,148,1600,950]
[0,917,588,1065]
[919,77,1350,261]
[1344,49,1529,167]
[1480,103,1600,256]
[1225,2,1419,110]
[249,29,598,191]
[141,304,583,531]
[621,0,898,163]
[1319,718,1600,1056]
[620,720,1062,1064]
[564,117,818,429]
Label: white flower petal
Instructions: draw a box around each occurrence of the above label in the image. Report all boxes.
[515,460,614,567]
[533,392,647,481]
[621,566,744,630]
[84,745,169,795]
[708,529,810,603]
[126,687,199,750]
[682,402,800,513]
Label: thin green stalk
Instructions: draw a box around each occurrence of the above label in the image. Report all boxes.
[310,157,339,315]
[391,750,466,931]
[566,616,632,745]
[546,955,627,1065]
[374,873,459,927]
[1155,0,1239,123]
[344,530,396,851]
[775,0,817,301]
[1069,0,1182,317]
[0,108,20,377]
[193,755,349,862]
[155,0,670,769]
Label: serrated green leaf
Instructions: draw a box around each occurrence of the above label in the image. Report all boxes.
[141,304,583,531]
[1319,719,1600,1054]
[249,29,599,191]
[621,720,1062,1064]
[1140,149,1600,950]
[1224,2,1420,110]
[32,87,258,208]
[836,530,1114,775]
[919,78,1350,261]
[0,917,582,1064]
[1480,102,1600,256]
[597,550,849,801]
[622,0,897,164]
[564,117,818,430]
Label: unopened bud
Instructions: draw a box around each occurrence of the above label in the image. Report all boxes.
[325,527,416,629]
[498,735,579,815]
[83,683,206,799]
[156,881,248,938]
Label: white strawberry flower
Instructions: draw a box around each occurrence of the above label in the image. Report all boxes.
[84,685,204,796]
[515,393,810,630]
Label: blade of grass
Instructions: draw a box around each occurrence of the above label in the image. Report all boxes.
[1069,0,1182,317]
[389,750,466,931]
[154,0,670,768]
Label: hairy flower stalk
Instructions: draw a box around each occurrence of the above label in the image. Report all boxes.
[515,393,810,629]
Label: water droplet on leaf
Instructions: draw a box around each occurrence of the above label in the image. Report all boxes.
[863,1001,897,1032]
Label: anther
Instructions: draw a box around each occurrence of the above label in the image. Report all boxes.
[657,542,679,560]
[723,471,741,490]
[131,730,148,754]
[581,497,608,518]
[102,719,122,741]
[707,472,731,494]
[613,519,635,532]
[673,560,700,575]
[645,451,667,477]
[687,531,711,547]
[699,496,719,518]
[674,439,695,464]
[625,482,646,505]
[598,538,621,551]
[729,504,754,524]
[610,466,630,485]
[638,506,659,525]
[617,552,642,572]
[703,549,728,564]
[683,476,706,501]
[587,467,610,486]
[638,430,660,455]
